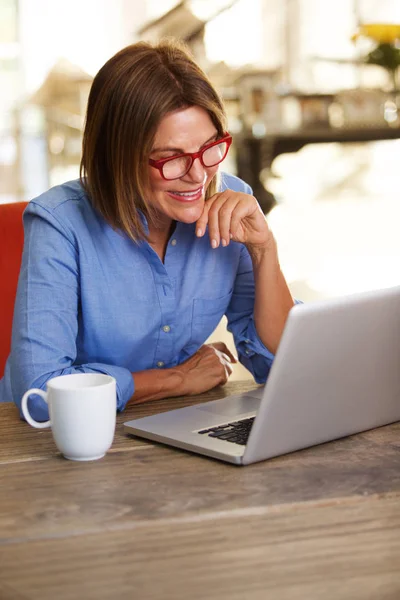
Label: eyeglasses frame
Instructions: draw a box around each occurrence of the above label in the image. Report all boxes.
[148,133,233,180]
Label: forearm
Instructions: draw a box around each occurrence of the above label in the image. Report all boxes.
[129,343,234,405]
[129,368,183,405]
[248,237,294,355]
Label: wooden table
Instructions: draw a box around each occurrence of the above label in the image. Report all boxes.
[1,380,400,599]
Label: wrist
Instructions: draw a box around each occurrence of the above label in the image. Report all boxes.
[130,367,183,404]
[169,364,189,396]
[247,234,278,264]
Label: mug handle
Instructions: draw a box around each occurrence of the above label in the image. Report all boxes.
[21,389,51,429]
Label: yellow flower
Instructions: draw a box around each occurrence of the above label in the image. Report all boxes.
[352,23,400,44]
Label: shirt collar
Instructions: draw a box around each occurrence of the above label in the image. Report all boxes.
[138,210,150,236]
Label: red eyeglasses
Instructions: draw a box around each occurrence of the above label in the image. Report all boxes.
[148,133,232,180]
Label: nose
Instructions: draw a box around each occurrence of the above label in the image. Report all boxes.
[184,156,207,183]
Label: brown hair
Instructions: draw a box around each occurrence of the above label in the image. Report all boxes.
[80,38,227,241]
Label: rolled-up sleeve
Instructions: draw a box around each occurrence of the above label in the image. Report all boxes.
[9,202,133,421]
[225,244,273,383]
[226,243,301,384]
[232,318,275,383]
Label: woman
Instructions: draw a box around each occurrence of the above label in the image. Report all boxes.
[0,39,294,420]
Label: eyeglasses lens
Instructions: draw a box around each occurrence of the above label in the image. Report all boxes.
[163,156,192,180]
[202,141,228,167]
[161,140,229,180]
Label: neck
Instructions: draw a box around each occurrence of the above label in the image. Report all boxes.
[147,219,176,262]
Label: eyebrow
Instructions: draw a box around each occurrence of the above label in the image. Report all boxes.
[151,132,219,154]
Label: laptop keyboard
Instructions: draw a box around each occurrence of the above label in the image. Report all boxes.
[198,416,255,446]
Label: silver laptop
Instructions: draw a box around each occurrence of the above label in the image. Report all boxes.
[124,285,400,465]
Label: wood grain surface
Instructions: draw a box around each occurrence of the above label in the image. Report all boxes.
[0,494,399,600]
[1,381,399,599]
[1,425,400,544]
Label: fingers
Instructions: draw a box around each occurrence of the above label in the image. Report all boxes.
[201,344,234,379]
[196,191,256,249]
[215,351,232,384]
[204,345,234,386]
[209,342,238,363]
[210,346,234,384]
[208,194,240,249]
[195,200,211,239]
[229,201,258,240]
[218,351,233,374]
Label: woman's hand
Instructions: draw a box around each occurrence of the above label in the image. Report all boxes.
[196,190,273,252]
[194,189,294,356]
[172,342,237,397]
[130,342,237,405]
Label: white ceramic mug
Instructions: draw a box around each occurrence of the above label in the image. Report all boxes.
[21,373,117,461]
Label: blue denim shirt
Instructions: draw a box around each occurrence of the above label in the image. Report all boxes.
[0,172,276,420]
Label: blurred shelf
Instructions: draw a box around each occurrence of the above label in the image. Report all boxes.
[235,126,400,213]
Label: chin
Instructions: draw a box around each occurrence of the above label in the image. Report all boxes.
[176,206,204,224]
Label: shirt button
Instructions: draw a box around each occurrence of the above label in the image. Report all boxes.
[245,349,251,355]
[162,325,171,333]
[171,239,177,246]
[157,361,165,368]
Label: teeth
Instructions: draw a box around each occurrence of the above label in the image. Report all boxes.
[172,190,200,197]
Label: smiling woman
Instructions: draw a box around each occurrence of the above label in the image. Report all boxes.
[145,107,224,237]
[0,38,294,421]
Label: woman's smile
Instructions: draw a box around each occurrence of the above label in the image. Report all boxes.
[166,185,204,202]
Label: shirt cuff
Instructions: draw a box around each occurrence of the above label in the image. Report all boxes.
[235,318,275,384]
[235,299,303,384]
[85,363,134,411]
[20,364,134,422]
[238,318,275,360]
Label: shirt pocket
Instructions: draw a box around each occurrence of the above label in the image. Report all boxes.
[190,291,232,346]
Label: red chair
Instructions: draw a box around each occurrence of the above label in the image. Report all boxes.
[0,202,28,378]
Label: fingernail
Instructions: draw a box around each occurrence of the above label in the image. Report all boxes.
[196,228,203,237]
[211,239,217,248]
[221,238,227,247]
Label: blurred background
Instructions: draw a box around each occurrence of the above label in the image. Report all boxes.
[1,0,400,378]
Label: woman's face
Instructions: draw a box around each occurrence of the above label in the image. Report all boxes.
[147,106,220,227]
